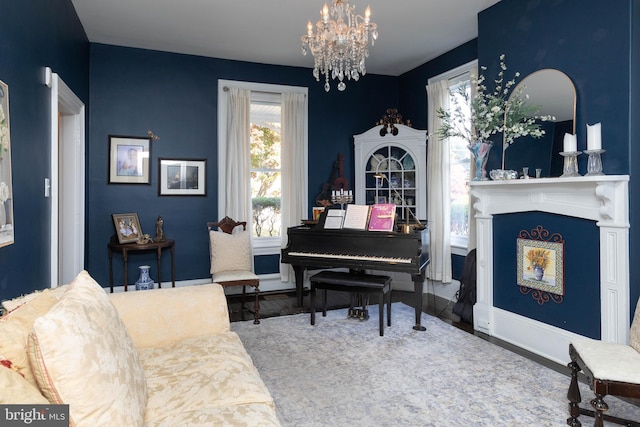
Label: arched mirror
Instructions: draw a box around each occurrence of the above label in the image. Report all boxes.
[503,69,576,177]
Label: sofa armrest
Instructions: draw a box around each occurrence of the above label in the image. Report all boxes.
[109,283,230,349]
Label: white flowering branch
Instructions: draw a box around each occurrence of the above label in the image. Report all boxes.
[437,54,555,170]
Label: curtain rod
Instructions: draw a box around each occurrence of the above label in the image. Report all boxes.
[222,86,306,97]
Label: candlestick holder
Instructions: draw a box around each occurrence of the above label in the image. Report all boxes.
[560,151,581,178]
[331,191,353,211]
[583,149,605,176]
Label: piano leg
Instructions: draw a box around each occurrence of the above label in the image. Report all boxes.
[293,265,305,307]
[412,274,426,331]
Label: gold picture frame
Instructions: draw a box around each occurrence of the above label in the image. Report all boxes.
[112,213,143,244]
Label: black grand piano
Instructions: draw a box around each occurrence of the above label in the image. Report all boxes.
[281,224,430,330]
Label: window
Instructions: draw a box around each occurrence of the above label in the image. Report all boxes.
[429,60,476,254]
[218,80,308,256]
[448,78,471,249]
[250,93,281,238]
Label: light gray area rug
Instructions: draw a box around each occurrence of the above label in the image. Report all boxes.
[232,303,640,426]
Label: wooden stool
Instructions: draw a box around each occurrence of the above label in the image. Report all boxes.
[309,270,392,336]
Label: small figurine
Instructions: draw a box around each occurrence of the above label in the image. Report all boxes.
[154,216,166,242]
[136,233,153,244]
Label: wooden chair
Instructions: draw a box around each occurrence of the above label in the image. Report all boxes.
[207,216,260,324]
[567,298,640,426]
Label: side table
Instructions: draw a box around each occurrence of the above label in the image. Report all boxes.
[108,239,175,292]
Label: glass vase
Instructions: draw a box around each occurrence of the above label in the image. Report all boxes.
[469,140,493,181]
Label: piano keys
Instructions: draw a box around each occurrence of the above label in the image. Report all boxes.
[281,225,430,331]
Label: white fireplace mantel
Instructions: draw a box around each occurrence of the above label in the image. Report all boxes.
[469,176,630,364]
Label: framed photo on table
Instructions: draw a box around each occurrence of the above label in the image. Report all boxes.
[108,135,151,184]
[112,213,143,244]
[158,158,207,196]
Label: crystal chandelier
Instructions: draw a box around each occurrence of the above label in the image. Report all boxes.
[301,0,378,92]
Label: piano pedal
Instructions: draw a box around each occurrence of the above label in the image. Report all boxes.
[348,307,370,320]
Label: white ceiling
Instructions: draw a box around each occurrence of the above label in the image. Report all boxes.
[70,0,501,76]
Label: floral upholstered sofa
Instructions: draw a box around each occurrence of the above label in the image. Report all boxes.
[0,270,280,427]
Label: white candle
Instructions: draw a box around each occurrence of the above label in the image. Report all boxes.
[563,133,577,152]
[587,122,602,151]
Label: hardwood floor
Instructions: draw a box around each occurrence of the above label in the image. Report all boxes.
[227,288,472,333]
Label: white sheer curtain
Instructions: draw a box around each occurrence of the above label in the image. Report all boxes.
[467,79,478,251]
[280,92,308,281]
[224,87,252,221]
[426,80,452,282]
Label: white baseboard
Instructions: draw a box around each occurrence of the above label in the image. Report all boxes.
[490,307,584,365]
[109,273,296,295]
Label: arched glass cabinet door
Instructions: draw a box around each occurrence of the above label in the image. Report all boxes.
[365,145,416,221]
[354,124,427,225]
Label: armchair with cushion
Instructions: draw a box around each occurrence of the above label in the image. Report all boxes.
[208,216,260,324]
[567,298,640,426]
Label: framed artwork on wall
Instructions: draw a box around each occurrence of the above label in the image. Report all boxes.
[112,213,143,244]
[516,225,565,304]
[158,158,207,196]
[108,135,151,184]
[0,79,13,248]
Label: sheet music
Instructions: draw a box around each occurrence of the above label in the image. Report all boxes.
[368,204,396,232]
[324,209,345,229]
[343,204,371,230]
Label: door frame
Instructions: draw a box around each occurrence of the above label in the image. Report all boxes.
[46,68,85,288]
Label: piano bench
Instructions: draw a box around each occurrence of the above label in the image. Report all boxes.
[309,271,392,336]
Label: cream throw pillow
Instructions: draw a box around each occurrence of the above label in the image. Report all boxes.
[28,270,147,427]
[209,229,252,275]
[0,365,49,404]
[0,290,58,389]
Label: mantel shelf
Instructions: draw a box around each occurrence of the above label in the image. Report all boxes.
[470,175,629,226]
[470,175,628,187]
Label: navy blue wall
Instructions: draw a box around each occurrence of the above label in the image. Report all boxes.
[478,0,639,335]
[2,0,638,333]
[399,39,478,130]
[87,44,398,287]
[480,0,632,176]
[0,0,88,301]
[493,213,600,338]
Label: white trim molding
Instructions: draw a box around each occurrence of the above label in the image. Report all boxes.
[470,176,630,364]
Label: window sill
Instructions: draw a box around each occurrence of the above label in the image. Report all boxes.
[252,237,282,256]
[450,236,468,256]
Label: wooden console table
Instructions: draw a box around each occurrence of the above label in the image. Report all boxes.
[108,239,175,292]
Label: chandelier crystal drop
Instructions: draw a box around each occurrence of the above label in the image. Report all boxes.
[301,0,378,92]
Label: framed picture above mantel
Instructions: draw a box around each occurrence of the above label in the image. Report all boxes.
[108,135,151,184]
[158,158,207,196]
